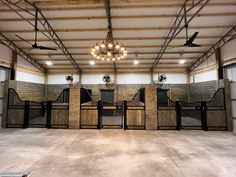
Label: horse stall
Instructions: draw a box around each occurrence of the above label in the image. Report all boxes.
[157,88,227,131]
[124,88,145,130]
[49,88,69,128]
[80,88,99,129]
[157,89,177,130]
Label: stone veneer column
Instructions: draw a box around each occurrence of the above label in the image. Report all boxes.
[69,85,81,129]
[219,79,233,131]
[145,86,158,130]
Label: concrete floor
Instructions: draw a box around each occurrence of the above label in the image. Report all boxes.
[0,129,236,177]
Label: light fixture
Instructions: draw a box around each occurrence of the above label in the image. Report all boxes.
[46,61,53,66]
[134,60,139,65]
[90,60,95,65]
[91,31,127,62]
[179,60,185,64]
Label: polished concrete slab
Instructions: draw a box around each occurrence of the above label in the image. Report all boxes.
[0,129,236,177]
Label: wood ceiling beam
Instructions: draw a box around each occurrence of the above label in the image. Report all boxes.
[21,44,211,50]
[0,2,235,12]
[1,13,236,22]
[37,57,195,61]
[11,35,220,42]
[28,51,203,56]
[1,25,231,33]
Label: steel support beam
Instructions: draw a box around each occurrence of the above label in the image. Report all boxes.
[190,26,236,71]
[104,0,117,73]
[0,32,45,72]
[1,0,80,72]
[151,0,209,73]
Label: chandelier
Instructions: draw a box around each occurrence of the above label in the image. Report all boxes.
[91,31,127,61]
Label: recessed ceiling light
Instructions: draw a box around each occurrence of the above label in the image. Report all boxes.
[134,60,139,65]
[46,61,53,66]
[179,60,185,64]
[90,61,95,65]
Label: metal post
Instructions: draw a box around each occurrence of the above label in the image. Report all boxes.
[97,100,102,129]
[23,100,29,129]
[46,101,52,128]
[175,101,181,130]
[201,101,208,131]
[123,100,127,130]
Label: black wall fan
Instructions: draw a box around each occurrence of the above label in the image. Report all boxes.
[16,10,56,51]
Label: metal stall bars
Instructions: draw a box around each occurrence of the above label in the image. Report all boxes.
[124,88,145,130]
[205,88,227,130]
[6,88,27,128]
[49,88,69,129]
[80,88,99,129]
[28,100,47,128]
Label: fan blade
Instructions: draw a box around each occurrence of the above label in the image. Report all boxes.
[38,46,57,51]
[189,43,201,47]
[188,32,199,44]
[16,35,33,46]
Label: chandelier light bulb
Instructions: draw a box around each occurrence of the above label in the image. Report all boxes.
[102,57,105,61]
[101,43,105,48]
[90,60,95,65]
[107,58,110,61]
[95,45,99,50]
[115,44,120,49]
[124,53,127,56]
[96,56,100,59]
[112,57,116,61]
[121,47,125,51]
[108,43,113,48]
[117,57,120,60]
[46,61,53,66]
[124,50,127,54]
[121,55,124,59]
[107,52,112,56]
[91,48,95,52]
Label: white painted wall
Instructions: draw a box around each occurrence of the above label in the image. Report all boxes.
[194,70,217,83]
[16,71,45,84]
[48,74,79,84]
[116,74,151,84]
[221,38,236,63]
[15,55,45,84]
[48,73,188,85]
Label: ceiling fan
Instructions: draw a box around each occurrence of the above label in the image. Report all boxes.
[16,10,57,51]
[183,26,201,47]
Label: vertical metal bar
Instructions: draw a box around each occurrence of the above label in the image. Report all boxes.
[97,100,102,129]
[23,100,29,129]
[46,101,52,129]
[123,100,127,130]
[175,101,181,130]
[201,101,208,131]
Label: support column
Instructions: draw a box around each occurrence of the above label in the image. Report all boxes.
[10,51,17,80]
[215,48,223,80]
[69,85,81,129]
[145,86,158,130]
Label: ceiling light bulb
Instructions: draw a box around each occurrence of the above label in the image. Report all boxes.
[46,61,53,66]
[95,45,99,50]
[124,53,127,56]
[112,57,116,61]
[134,60,139,65]
[117,57,120,60]
[101,43,105,48]
[93,54,97,57]
[124,50,127,54]
[107,58,110,61]
[115,44,120,49]
[90,61,95,65]
[107,52,112,56]
[121,47,125,51]
[101,57,105,61]
[179,60,185,64]
[108,43,113,48]
[121,55,124,59]
[91,48,95,52]
[91,51,95,55]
